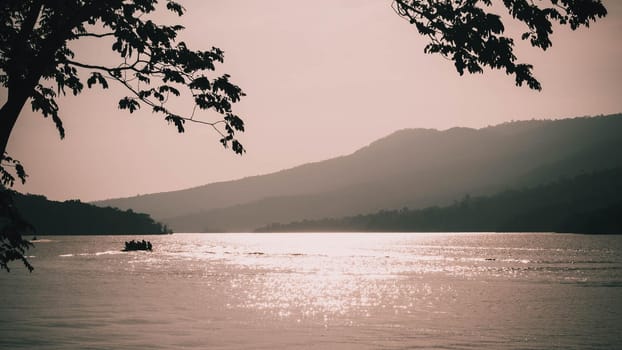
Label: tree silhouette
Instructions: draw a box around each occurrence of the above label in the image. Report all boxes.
[1,187,34,272]
[0,0,246,158]
[393,0,606,90]
[1,0,247,271]
[0,0,608,271]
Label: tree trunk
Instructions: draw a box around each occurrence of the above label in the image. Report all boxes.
[0,90,31,158]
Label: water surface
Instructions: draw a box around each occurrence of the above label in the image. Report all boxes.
[1,233,621,349]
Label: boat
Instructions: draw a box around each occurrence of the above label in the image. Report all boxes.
[122,239,152,251]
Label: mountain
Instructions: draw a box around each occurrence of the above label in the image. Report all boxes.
[256,168,622,234]
[14,193,171,235]
[95,114,622,232]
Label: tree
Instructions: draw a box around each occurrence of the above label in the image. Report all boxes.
[392,0,607,90]
[1,0,247,271]
[0,0,607,271]
[0,0,247,158]
[1,187,34,272]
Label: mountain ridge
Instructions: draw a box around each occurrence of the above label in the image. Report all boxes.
[95,114,622,232]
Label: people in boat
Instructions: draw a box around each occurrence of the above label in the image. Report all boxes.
[123,239,152,251]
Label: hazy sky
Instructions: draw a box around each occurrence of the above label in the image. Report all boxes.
[4,0,622,201]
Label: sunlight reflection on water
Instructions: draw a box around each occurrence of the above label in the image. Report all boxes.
[1,233,621,349]
[145,233,622,327]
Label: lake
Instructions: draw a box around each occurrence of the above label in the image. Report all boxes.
[1,233,621,349]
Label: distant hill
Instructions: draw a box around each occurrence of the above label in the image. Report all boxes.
[257,168,622,234]
[95,114,622,232]
[14,193,171,235]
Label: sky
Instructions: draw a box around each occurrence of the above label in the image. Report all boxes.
[4,0,622,202]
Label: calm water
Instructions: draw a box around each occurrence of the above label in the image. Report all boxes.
[1,233,621,349]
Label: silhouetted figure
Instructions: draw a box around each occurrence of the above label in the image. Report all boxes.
[123,239,152,252]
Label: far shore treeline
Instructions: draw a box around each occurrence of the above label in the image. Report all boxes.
[257,168,622,234]
[14,193,171,235]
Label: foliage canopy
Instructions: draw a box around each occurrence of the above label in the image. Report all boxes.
[392,0,606,90]
[0,0,246,157]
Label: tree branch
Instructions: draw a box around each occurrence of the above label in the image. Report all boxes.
[64,59,146,73]
[74,32,114,38]
[109,73,228,139]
